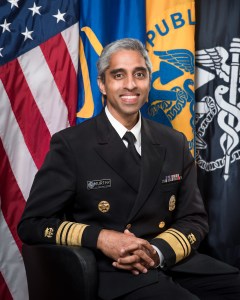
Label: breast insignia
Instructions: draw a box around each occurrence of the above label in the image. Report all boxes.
[169,195,176,211]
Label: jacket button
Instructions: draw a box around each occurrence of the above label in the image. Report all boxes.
[126,224,132,230]
[98,200,110,213]
[159,221,165,229]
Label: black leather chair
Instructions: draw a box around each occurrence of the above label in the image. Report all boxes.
[22,244,98,300]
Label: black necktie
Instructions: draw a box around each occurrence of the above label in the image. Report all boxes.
[123,132,141,164]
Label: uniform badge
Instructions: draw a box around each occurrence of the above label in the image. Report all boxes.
[87,179,111,190]
[169,195,176,211]
[44,227,54,238]
[98,200,110,213]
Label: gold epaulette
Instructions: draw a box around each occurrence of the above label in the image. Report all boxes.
[156,228,191,263]
[56,221,88,246]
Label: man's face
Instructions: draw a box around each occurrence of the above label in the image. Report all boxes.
[98,49,150,125]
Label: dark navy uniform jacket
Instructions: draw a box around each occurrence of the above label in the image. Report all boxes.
[18,111,237,299]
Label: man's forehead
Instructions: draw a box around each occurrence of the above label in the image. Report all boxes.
[107,49,147,69]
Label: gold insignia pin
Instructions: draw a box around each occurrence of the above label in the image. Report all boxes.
[44,227,54,238]
[188,233,196,244]
[159,221,165,229]
[169,195,176,211]
[98,200,110,213]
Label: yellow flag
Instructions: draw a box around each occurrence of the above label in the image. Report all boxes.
[145,0,195,153]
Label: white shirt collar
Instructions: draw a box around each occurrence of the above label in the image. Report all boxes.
[105,106,141,148]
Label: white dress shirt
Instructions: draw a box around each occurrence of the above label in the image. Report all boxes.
[105,106,141,154]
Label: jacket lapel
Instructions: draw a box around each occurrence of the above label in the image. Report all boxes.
[127,118,166,221]
[94,111,140,192]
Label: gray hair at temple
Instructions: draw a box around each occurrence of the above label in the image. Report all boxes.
[97,38,152,83]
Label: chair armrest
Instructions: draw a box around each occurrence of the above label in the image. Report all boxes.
[22,244,98,300]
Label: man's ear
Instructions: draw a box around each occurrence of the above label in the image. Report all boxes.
[97,78,106,95]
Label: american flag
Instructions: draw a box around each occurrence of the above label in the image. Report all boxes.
[0,1,79,299]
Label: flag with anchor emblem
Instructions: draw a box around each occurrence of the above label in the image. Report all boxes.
[77,0,196,157]
[195,0,240,268]
[143,0,195,155]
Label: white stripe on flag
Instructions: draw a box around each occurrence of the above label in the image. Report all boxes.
[0,208,29,300]
[0,80,37,200]
[61,23,79,74]
[18,47,70,136]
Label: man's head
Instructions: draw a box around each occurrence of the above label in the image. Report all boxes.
[97,38,152,83]
[97,38,152,128]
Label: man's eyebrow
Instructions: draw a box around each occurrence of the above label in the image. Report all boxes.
[109,68,125,75]
[134,67,148,72]
[109,67,148,75]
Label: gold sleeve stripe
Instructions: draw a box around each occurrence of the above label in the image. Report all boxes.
[168,231,189,257]
[167,229,191,256]
[68,223,79,245]
[157,228,191,263]
[56,221,69,245]
[68,223,88,246]
[56,221,88,246]
[60,222,75,245]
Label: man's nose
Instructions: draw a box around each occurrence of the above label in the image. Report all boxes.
[124,76,137,90]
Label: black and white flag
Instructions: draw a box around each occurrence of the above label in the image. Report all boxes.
[195,0,240,268]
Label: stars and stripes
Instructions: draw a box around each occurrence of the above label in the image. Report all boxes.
[0,0,79,299]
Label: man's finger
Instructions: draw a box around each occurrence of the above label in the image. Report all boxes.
[124,229,135,236]
[112,261,148,274]
[117,251,154,268]
[120,243,141,256]
[117,254,140,265]
[122,240,155,256]
[133,250,155,267]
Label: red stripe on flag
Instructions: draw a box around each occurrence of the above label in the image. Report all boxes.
[0,140,26,252]
[40,33,77,126]
[0,61,51,169]
[0,272,13,300]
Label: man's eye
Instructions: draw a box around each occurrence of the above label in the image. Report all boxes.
[114,73,124,79]
[135,72,145,78]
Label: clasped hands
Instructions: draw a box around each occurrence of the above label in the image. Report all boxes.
[97,229,160,275]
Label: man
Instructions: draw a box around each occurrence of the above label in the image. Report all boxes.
[18,38,240,299]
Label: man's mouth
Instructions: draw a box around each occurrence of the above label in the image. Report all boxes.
[120,94,139,104]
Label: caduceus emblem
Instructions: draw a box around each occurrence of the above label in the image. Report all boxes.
[195,38,240,180]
